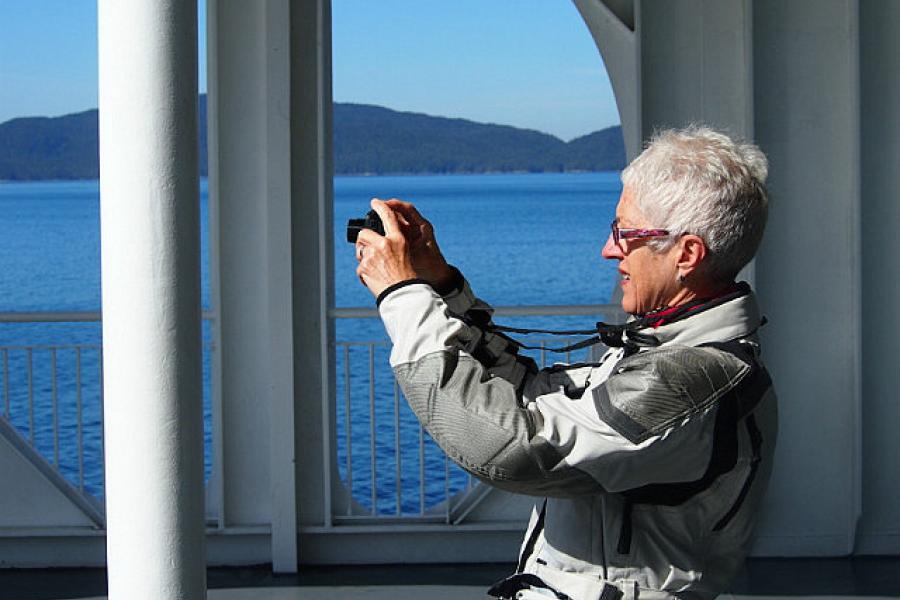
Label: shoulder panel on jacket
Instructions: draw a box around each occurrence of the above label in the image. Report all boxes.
[394,350,600,497]
[592,345,751,445]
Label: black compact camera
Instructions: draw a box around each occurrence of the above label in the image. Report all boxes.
[347,209,385,243]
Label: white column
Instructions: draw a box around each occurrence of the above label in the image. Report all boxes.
[292,0,336,538]
[265,0,298,573]
[753,0,862,555]
[208,0,298,571]
[858,0,900,555]
[98,1,206,598]
[638,0,755,285]
[572,0,642,159]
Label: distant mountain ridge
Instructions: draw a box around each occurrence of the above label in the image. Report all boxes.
[0,97,624,180]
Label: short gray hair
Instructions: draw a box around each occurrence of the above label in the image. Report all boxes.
[621,126,769,282]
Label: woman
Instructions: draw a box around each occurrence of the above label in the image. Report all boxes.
[355,126,776,600]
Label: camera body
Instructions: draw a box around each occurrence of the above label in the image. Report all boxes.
[347,209,385,243]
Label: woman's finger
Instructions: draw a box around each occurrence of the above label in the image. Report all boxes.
[370,198,401,236]
[384,199,412,228]
[355,264,367,288]
[355,227,380,247]
[385,199,425,226]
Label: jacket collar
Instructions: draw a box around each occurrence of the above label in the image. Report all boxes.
[595,283,764,352]
[634,285,763,348]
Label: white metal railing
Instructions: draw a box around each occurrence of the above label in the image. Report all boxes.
[330,303,623,525]
[0,311,216,510]
[335,339,467,523]
[0,343,104,496]
[1,305,623,528]
[0,312,104,323]
[332,304,618,318]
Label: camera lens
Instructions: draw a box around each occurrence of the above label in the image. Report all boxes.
[347,218,366,243]
[346,210,385,243]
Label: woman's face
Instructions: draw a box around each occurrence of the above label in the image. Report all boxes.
[602,186,682,315]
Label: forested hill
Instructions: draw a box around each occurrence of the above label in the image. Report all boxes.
[0,97,625,180]
[333,103,624,174]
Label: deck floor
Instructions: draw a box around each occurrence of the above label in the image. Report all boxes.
[1,557,898,600]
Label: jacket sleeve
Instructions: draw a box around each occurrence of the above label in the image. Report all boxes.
[379,280,753,496]
[379,280,600,497]
[432,269,540,392]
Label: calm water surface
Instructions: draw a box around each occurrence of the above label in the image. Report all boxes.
[0,173,622,511]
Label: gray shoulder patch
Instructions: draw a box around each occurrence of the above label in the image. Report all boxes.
[394,350,601,497]
[592,345,751,444]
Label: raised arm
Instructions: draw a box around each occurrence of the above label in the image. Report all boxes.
[380,280,758,498]
[358,199,749,498]
[356,198,542,392]
[379,280,601,497]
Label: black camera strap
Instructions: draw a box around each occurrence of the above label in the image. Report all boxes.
[490,325,603,354]
[482,320,661,354]
[480,283,755,355]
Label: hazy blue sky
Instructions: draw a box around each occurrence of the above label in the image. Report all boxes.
[0,0,620,140]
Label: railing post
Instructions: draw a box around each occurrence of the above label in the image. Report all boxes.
[27,349,33,445]
[394,378,401,516]
[344,345,352,516]
[76,348,84,492]
[51,349,58,467]
[368,345,376,515]
[2,349,7,418]
[98,1,205,598]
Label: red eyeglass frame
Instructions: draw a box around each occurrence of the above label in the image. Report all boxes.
[610,218,671,245]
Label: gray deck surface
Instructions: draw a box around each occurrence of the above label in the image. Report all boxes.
[0,558,898,600]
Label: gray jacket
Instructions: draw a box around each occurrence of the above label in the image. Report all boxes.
[378,277,777,600]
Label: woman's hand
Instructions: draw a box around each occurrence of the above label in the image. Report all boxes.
[355,198,454,298]
[381,198,455,291]
[355,199,418,298]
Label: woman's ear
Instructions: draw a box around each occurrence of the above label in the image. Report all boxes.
[675,234,707,280]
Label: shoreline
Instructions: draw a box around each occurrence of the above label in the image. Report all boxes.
[1,170,623,184]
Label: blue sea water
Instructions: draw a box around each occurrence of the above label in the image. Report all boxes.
[0,180,213,499]
[334,173,622,308]
[333,173,623,515]
[0,172,622,513]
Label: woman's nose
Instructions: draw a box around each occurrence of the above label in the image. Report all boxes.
[602,233,623,259]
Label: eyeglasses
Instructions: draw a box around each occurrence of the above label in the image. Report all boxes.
[610,218,671,247]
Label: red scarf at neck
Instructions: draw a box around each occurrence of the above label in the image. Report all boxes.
[640,282,746,329]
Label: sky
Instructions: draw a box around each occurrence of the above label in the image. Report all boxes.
[0,0,620,141]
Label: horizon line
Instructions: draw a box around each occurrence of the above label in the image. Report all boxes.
[0,99,621,143]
